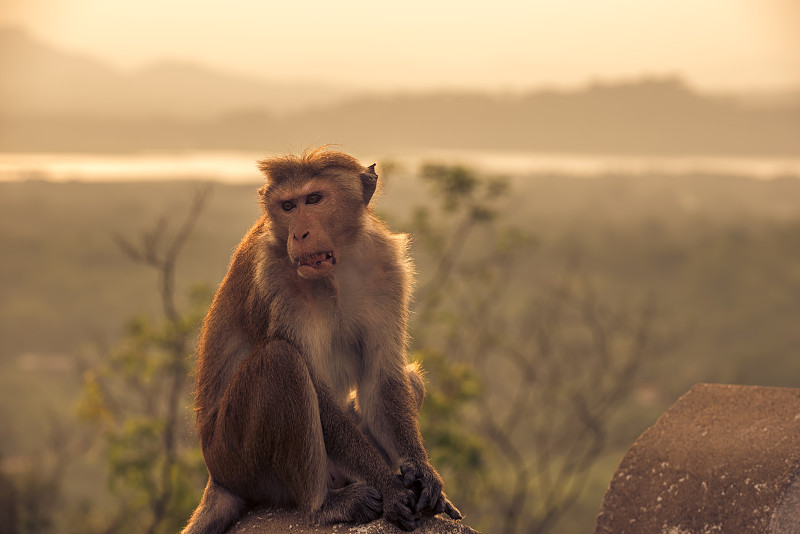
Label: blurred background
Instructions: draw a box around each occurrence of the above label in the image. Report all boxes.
[1,1,799,533]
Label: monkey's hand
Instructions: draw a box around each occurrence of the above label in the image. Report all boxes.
[399,459,463,520]
[381,478,419,531]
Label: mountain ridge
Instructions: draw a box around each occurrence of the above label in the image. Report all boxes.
[1,26,798,156]
[0,26,349,119]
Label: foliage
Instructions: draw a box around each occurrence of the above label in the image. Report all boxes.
[405,163,657,534]
[413,349,485,500]
[0,409,93,534]
[75,189,212,534]
[409,163,526,325]
[0,462,59,534]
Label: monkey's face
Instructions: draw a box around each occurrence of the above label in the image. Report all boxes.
[258,155,378,280]
[270,178,362,280]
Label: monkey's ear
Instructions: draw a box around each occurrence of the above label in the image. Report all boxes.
[360,164,378,205]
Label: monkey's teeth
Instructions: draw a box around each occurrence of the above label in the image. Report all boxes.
[301,251,336,269]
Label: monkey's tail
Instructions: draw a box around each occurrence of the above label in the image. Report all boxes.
[182,479,246,534]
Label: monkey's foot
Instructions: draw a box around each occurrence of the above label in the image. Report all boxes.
[314,481,382,525]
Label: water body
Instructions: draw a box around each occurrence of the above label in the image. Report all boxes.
[1,150,799,183]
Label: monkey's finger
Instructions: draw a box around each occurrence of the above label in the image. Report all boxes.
[393,506,418,532]
[419,488,441,514]
[401,468,418,488]
[443,498,463,520]
[401,519,421,531]
[397,517,417,532]
[428,491,442,515]
[415,486,431,512]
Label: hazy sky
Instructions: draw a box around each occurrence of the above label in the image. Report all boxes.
[1,0,798,92]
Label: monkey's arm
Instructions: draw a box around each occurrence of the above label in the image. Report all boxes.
[360,371,461,520]
[312,376,420,531]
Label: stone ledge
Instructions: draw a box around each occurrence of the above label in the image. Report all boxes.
[229,508,481,534]
[595,383,800,534]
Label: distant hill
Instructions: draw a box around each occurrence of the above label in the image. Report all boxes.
[1,26,799,156]
[0,26,350,119]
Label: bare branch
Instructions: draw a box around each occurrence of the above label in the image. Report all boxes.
[113,233,145,263]
[477,400,529,534]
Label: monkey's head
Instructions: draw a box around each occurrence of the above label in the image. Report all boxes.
[257,149,379,280]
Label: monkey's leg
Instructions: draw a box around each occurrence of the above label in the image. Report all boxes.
[206,340,381,525]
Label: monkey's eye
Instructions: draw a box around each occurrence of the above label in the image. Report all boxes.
[305,193,322,205]
[281,200,296,212]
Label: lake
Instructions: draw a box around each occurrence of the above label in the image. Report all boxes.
[1,150,799,182]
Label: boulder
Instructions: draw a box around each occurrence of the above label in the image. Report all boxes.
[229,508,481,534]
[595,383,800,533]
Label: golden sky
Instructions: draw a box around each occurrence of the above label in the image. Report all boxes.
[1,0,798,91]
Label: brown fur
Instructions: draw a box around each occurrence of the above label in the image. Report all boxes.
[182,148,460,533]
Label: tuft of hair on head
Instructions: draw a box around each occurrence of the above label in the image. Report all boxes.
[257,146,365,189]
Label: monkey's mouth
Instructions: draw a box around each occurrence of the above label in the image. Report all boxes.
[298,251,336,268]
[296,251,337,278]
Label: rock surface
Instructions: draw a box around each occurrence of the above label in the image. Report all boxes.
[229,508,481,534]
[595,383,800,533]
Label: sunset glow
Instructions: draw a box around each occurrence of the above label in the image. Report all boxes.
[1,0,798,91]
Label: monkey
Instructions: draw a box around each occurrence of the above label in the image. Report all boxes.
[182,148,461,533]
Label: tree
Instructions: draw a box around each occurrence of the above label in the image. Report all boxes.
[403,163,656,534]
[77,187,212,534]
